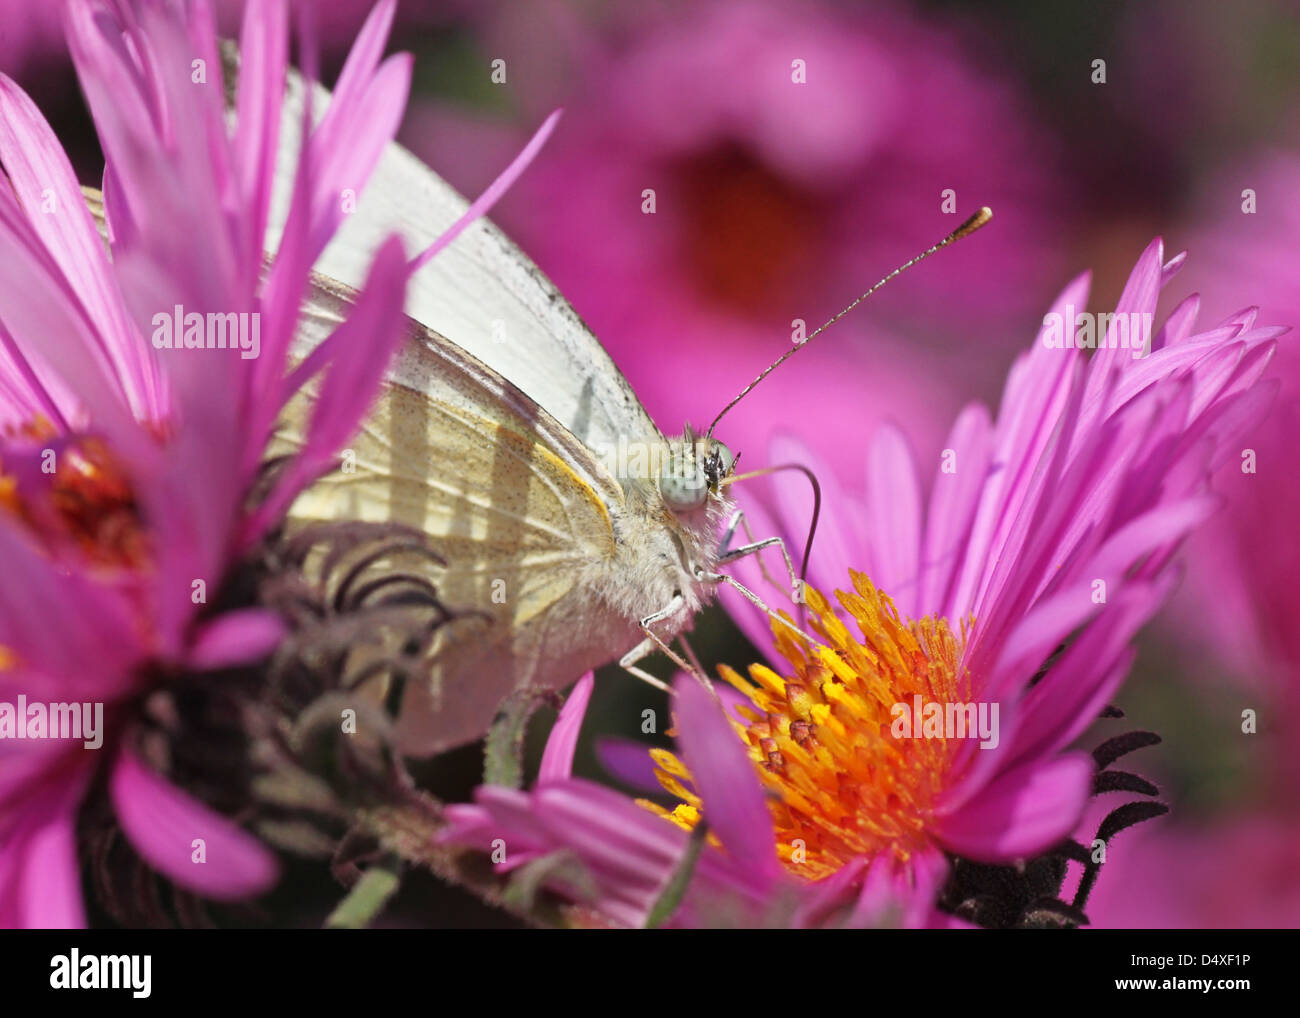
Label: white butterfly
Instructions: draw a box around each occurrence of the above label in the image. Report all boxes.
[264,68,990,758]
[263,72,805,757]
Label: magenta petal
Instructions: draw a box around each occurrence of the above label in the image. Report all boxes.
[903,848,950,928]
[0,519,140,700]
[538,672,594,782]
[864,424,922,616]
[409,109,564,274]
[673,675,780,876]
[920,401,992,619]
[0,73,148,414]
[849,854,905,927]
[441,786,554,861]
[245,234,409,541]
[949,272,1089,620]
[533,782,684,891]
[847,849,947,928]
[936,753,1094,863]
[1156,293,1201,349]
[232,0,288,270]
[792,856,867,928]
[1081,236,1164,414]
[19,812,85,929]
[109,748,279,901]
[1006,581,1171,767]
[595,737,663,793]
[306,53,413,261]
[771,433,864,593]
[186,609,288,672]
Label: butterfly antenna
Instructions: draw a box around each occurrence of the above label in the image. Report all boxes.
[705,207,993,439]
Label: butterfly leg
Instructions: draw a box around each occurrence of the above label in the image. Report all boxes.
[618,650,671,694]
[716,510,784,596]
[619,594,709,691]
[676,631,707,679]
[715,509,805,607]
[696,566,820,646]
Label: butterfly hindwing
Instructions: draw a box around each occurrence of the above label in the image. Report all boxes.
[273,280,641,753]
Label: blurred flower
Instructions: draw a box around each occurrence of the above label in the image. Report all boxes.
[1071,154,1300,932]
[1164,155,1300,701]
[1084,810,1300,929]
[0,3,66,80]
[0,0,415,927]
[408,0,1068,478]
[0,0,419,78]
[1117,2,1300,181]
[441,241,1279,926]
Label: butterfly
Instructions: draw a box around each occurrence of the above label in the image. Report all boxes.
[262,68,990,757]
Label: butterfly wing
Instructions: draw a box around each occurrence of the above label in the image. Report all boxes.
[274,279,638,754]
[262,64,662,457]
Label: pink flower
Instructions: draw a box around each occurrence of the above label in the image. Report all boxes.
[407,0,1068,480]
[1069,156,1300,931]
[0,0,418,927]
[1084,814,1300,929]
[1161,155,1300,703]
[440,241,1281,927]
[441,672,944,928]
[0,0,422,78]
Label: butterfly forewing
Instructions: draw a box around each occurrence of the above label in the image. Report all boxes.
[263,64,662,457]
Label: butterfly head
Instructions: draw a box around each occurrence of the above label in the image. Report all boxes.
[658,426,736,514]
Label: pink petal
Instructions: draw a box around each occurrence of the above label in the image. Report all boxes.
[0,520,140,699]
[243,234,409,541]
[949,272,1089,620]
[1006,581,1171,766]
[232,0,289,269]
[0,187,143,456]
[306,53,413,263]
[594,737,662,793]
[919,401,992,619]
[18,811,85,929]
[185,609,288,672]
[673,674,779,876]
[539,672,594,782]
[1153,293,1201,350]
[936,753,1094,862]
[109,748,279,901]
[792,856,868,928]
[864,424,922,615]
[533,782,685,889]
[409,109,564,274]
[1081,236,1165,414]
[0,73,148,413]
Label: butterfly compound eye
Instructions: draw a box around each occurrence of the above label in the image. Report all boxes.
[704,441,735,491]
[659,453,709,512]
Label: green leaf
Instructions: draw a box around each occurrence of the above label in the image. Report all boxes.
[325,863,402,929]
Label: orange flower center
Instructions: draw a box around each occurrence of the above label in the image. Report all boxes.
[643,572,972,882]
[0,417,147,570]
